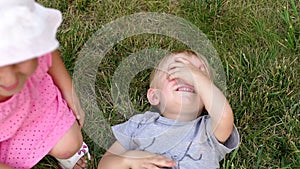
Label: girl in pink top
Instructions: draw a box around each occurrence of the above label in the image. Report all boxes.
[0,0,90,168]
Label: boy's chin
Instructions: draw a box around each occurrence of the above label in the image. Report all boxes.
[175,103,201,113]
[180,99,201,108]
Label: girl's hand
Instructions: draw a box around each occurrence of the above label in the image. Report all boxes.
[68,92,85,127]
[123,150,176,169]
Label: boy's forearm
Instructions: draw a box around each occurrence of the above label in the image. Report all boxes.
[98,153,129,169]
[196,74,234,142]
[207,86,234,142]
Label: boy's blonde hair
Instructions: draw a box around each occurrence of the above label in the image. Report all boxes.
[149,49,213,88]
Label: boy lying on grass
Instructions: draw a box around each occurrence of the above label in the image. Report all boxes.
[98,50,240,169]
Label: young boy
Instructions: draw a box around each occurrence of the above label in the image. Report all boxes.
[98,50,240,169]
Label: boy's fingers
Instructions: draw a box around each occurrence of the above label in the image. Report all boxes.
[150,156,176,167]
[199,64,205,71]
[174,56,189,62]
[167,63,179,71]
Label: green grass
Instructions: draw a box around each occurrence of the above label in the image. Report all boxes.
[35,0,299,168]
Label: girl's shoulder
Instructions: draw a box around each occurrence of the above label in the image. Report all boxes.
[38,53,52,70]
[32,53,52,78]
[27,53,53,85]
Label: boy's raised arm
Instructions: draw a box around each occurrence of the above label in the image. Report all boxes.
[199,82,234,143]
[168,56,234,143]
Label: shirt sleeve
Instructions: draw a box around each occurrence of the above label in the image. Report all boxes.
[39,53,52,71]
[111,114,146,150]
[28,53,52,86]
[203,116,240,161]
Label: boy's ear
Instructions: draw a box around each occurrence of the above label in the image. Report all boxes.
[147,88,160,106]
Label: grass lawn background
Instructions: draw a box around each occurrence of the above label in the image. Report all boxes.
[35,0,299,168]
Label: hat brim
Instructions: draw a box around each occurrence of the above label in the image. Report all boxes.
[0,2,62,67]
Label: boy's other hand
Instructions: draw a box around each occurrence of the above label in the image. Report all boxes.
[123,150,176,169]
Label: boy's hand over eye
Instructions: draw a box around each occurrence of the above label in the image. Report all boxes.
[167,56,210,87]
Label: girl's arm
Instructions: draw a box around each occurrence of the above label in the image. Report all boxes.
[48,50,85,126]
[98,141,176,169]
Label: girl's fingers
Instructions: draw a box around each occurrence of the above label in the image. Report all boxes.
[79,118,84,127]
[74,111,85,127]
[79,113,85,127]
[76,114,81,121]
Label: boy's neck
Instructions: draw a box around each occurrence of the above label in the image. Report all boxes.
[161,110,201,122]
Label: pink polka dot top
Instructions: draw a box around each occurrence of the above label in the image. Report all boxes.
[0,53,76,169]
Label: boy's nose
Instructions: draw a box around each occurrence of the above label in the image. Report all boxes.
[0,67,18,87]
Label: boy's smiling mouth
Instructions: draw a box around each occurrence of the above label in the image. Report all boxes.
[176,84,195,93]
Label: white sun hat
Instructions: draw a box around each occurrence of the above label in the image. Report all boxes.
[0,0,62,67]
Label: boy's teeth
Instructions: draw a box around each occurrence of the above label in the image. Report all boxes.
[178,87,194,92]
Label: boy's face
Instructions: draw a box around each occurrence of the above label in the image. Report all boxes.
[149,53,206,119]
[0,58,38,101]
